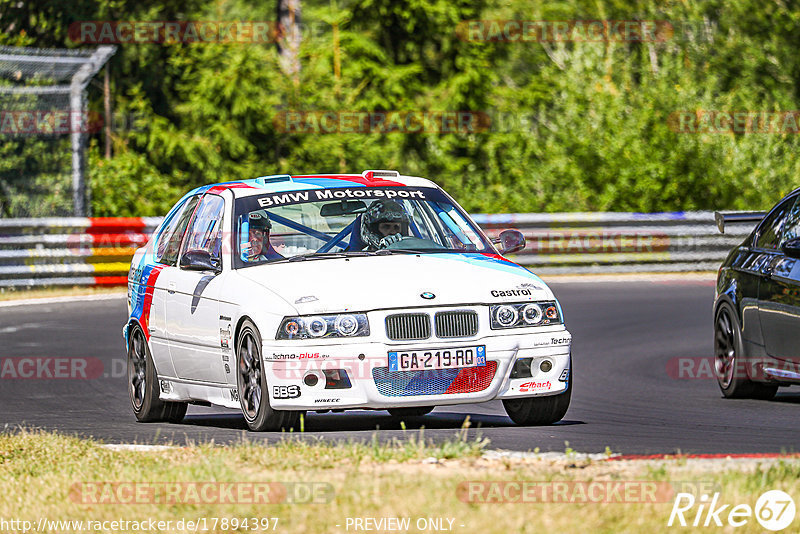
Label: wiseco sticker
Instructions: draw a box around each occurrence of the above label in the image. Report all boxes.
[0,357,105,379]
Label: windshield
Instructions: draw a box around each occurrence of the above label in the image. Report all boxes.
[232,186,493,268]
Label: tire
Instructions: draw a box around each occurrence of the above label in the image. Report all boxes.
[503,358,572,425]
[714,303,778,400]
[236,319,302,431]
[388,406,434,418]
[128,324,188,423]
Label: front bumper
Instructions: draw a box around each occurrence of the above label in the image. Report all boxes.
[263,328,572,410]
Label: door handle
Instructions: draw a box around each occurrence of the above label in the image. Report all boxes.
[168,281,176,294]
[762,256,783,279]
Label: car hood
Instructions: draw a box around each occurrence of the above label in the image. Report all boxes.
[236,253,553,314]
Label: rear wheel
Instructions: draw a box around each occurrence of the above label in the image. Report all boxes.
[388,406,434,418]
[714,303,778,400]
[503,359,571,425]
[236,320,302,431]
[128,324,187,423]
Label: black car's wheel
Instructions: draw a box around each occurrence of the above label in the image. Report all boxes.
[236,319,302,431]
[388,406,434,418]
[503,359,572,426]
[714,302,778,400]
[128,324,187,423]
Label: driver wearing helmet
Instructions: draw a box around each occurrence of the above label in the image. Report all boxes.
[247,210,284,261]
[360,199,411,250]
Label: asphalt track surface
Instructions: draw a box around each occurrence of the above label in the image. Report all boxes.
[1,281,799,455]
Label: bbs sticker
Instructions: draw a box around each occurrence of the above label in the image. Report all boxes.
[273,385,301,399]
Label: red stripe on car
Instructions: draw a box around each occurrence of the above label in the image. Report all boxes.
[444,361,497,394]
[293,174,405,187]
[139,265,164,340]
[206,182,256,194]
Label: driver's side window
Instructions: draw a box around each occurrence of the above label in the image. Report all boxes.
[157,195,200,266]
[180,194,225,266]
[755,196,795,250]
[779,196,800,245]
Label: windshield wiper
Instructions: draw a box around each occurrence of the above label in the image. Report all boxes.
[286,252,346,262]
[269,249,439,264]
[278,251,374,263]
[373,249,419,255]
[375,248,482,255]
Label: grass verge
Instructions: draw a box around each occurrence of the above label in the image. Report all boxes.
[1,428,798,533]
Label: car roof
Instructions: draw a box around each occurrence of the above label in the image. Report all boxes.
[186,172,439,198]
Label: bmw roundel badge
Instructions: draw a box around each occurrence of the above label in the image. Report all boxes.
[420,292,435,299]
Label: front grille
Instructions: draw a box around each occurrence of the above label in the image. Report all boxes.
[435,310,479,338]
[385,313,431,341]
[373,361,497,397]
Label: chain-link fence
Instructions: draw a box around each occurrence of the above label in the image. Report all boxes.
[0,46,115,217]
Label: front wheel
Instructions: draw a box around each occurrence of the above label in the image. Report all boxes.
[128,324,187,423]
[503,360,571,425]
[236,319,302,431]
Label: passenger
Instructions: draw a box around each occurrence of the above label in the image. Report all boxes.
[360,199,411,250]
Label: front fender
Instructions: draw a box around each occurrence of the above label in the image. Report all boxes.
[220,273,298,370]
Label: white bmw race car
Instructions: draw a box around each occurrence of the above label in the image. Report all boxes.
[125,170,572,430]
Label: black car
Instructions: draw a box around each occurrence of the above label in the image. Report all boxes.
[714,190,800,399]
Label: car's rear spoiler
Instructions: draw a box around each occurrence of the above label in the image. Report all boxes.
[713,211,766,234]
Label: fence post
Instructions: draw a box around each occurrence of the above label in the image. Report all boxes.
[69,45,117,216]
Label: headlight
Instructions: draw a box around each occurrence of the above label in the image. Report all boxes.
[495,305,518,327]
[334,314,359,336]
[277,314,370,340]
[307,317,328,337]
[490,301,561,329]
[521,303,542,325]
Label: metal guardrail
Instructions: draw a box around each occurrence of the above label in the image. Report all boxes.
[0,212,756,287]
[0,217,161,288]
[474,211,753,274]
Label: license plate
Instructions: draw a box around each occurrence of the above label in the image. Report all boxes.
[388,346,486,372]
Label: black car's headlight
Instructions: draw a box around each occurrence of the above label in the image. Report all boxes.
[490,301,561,329]
[276,314,370,340]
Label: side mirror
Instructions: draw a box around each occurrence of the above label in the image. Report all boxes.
[180,249,221,272]
[494,229,526,255]
[781,238,800,259]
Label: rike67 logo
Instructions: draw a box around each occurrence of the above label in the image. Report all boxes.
[668,490,796,531]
